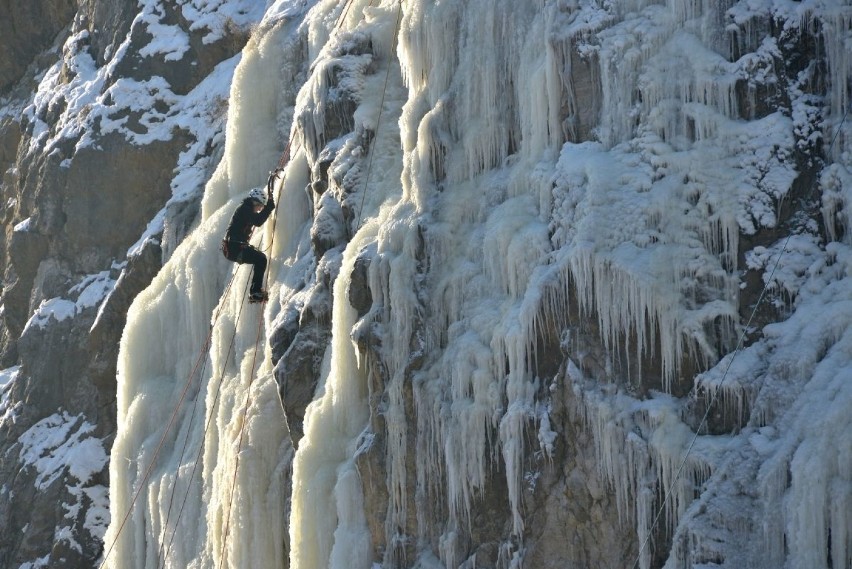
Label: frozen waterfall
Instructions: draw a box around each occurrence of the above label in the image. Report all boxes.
[103,11,308,568]
[105,0,852,568]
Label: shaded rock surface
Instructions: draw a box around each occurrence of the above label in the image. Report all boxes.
[0,0,75,94]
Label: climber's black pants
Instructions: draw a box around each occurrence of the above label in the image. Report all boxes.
[241,246,267,293]
[224,241,267,293]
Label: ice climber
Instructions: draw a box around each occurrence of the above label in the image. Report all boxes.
[221,176,277,303]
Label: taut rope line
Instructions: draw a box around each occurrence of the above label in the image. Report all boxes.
[99,270,239,569]
[156,276,252,569]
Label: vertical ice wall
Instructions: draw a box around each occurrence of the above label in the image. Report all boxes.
[288,1,406,567]
[283,0,850,566]
[820,2,852,242]
[104,10,312,568]
[288,222,376,569]
[300,1,570,564]
[284,1,565,566]
[559,1,852,568]
[315,0,849,567]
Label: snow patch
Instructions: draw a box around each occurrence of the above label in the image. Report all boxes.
[18,412,109,490]
[23,271,119,333]
[181,0,269,44]
[19,555,50,569]
[16,411,111,554]
[139,23,190,62]
[13,217,32,232]
[0,366,21,429]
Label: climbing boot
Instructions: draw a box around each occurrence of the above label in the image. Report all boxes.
[249,290,269,303]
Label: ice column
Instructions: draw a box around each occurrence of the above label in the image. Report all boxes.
[105,19,304,569]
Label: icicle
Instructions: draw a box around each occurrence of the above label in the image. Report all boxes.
[515,4,565,162]
[290,224,375,569]
[818,4,852,159]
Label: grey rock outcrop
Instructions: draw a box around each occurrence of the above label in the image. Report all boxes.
[0,0,75,93]
[0,0,844,567]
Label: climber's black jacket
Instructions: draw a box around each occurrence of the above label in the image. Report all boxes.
[225,196,275,245]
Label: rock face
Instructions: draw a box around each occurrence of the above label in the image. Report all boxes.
[267,3,848,569]
[0,0,250,565]
[0,0,76,93]
[2,1,850,569]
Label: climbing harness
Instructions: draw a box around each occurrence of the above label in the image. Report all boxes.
[220,239,247,262]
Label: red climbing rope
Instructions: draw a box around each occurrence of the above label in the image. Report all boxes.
[99,271,239,569]
[216,305,267,568]
[156,276,252,569]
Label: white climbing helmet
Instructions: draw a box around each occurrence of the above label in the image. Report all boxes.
[248,186,267,206]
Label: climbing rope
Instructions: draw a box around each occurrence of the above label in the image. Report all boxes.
[215,141,295,566]
[171,3,399,555]
[104,135,295,568]
[217,305,267,568]
[155,139,294,567]
[98,270,239,569]
[631,105,851,569]
[355,0,404,231]
[127,0,401,560]
[156,276,252,569]
[256,142,293,254]
[333,0,359,34]
[154,352,213,565]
